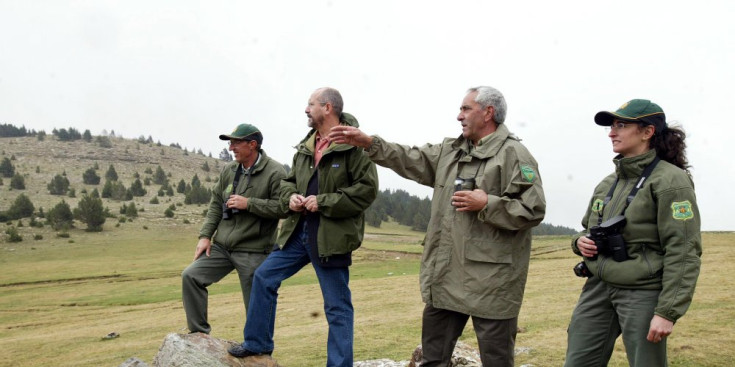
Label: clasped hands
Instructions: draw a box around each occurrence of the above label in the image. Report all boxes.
[289,194,319,213]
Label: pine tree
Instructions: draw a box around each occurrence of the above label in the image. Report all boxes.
[0,157,15,178]
[8,193,35,219]
[10,173,25,190]
[105,165,118,181]
[47,200,74,230]
[74,194,106,232]
[83,168,101,185]
[47,174,70,195]
[129,178,147,196]
[153,166,167,185]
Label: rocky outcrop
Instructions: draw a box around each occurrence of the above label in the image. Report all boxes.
[149,333,281,367]
[119,334,486,367]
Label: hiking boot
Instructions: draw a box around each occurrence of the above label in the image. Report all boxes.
[228,344,272,358]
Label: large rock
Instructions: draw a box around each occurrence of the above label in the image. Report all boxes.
[151,333,281,367]
[120,333,489,367]
[354,341,481,367]
[408,341,481,367]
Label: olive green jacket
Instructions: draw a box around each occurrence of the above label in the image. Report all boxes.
[277,113,379,257]
[199,150,287,252]
[572,149,702,322]
[367,124,546,319]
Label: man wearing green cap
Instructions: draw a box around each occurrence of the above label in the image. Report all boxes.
[181,123,287,334]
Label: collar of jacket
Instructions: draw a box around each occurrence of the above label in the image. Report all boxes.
[451,123,514,160]
[296,112,361,155]
[613,149,658,179]
[229,149,270,174]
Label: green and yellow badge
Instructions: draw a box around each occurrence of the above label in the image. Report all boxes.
[671,200,694,221]
[520,165,536,182]
[592,199,604,215]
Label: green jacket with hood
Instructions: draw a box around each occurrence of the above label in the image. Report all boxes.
[276,112,378,258]
[367,123,546,319]
[572,149,702,322]
[199,150,287,252]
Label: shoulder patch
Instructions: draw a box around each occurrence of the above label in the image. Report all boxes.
[592,199,604,215]
[671,200,694,221]
[520,165,536,182]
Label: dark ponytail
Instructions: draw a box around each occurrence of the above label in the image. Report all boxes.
[650,125,690,173]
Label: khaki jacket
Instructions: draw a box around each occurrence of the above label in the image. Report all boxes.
[367,124,546,319]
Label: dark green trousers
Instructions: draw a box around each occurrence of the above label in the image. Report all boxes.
[181,243,268,334]
[421,304,517,367]
[565,276,667,367]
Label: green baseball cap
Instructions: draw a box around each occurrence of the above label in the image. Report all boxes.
[594,99,667,133]
[219,123,263,145]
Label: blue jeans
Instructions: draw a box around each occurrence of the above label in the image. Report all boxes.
[241,223,353,367]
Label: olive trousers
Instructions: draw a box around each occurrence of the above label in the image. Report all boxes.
[181,243,268,334]
[564,276,667,367]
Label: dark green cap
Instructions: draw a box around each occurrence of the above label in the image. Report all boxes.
[595,99,667,133]
[219,124,263,145]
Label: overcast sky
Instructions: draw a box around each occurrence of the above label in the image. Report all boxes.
[1,0,733,231]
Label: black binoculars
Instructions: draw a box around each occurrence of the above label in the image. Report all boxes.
[454,177,476,192]
[222,202,240,220]
[587,215,628,262]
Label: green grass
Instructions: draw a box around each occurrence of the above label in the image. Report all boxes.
[0,220,733,366]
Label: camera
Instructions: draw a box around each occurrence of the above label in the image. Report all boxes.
[454,177,476,192]
[587,214,628,262]
[222,202,240,220]
[573,261,593,278]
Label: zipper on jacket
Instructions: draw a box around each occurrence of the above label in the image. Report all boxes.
[606,178,635,220]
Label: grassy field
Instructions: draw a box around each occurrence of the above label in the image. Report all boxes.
[0,217,733,366]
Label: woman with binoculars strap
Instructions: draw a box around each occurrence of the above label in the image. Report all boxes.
[564,99,702,367]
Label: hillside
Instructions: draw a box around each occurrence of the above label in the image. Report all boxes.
[1,134,225,237]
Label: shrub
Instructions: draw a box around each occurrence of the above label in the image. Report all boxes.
[0,157,15,178]
[46,200,74,231]
[8,193,34,220]
[74,194,106,232]
[47,174,70,195]
[129,179,147,197]
[185,186,211,205]
[105,165,118,181]
[5,226,22,242]
[82,168,101,185]
[10,173,25,190]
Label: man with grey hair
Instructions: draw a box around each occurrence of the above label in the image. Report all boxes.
[329,86,545,366]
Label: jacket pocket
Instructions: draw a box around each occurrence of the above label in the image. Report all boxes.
[465,238,512,264]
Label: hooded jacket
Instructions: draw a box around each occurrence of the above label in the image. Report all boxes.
[367,123,546,319]
[572,149,702,322]
[199,150,287,252]
[276,112,378,259]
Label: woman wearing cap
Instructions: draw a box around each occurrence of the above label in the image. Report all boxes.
[564,99,702,366]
